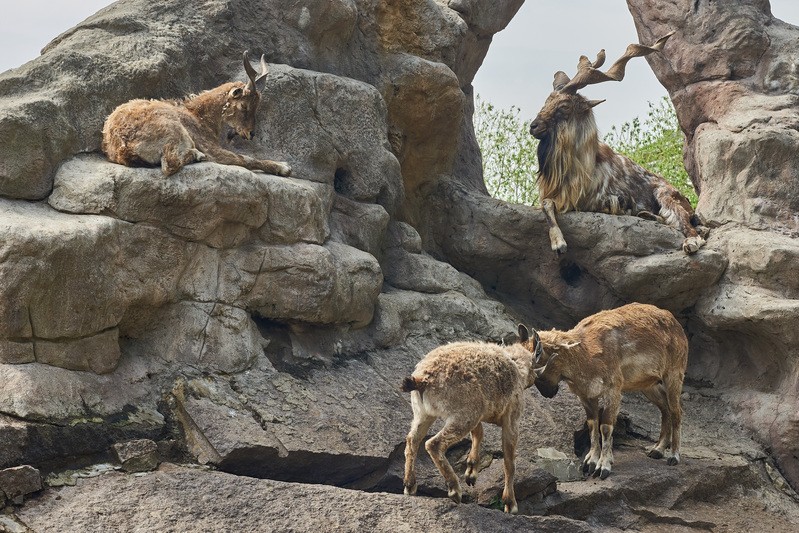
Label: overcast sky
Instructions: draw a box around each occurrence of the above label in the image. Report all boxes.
[1,0,798,133]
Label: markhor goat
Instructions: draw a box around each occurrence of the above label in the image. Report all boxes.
[529,32,705,255]
[102,52,291,177]
[530,303,687,479]
[400,326,540,514]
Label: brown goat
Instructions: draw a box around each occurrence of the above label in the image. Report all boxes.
[102,52,291,177]
[400,326,540,514]
[528,303,687,479]
[529,32,705,255]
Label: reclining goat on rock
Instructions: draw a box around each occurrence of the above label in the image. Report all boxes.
[530,303,687,479]
[102,52,291,177]
[529,32,705,255]
[400,326,540,514]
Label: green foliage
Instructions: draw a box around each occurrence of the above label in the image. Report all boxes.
[474,95,540,206]
[475,95,697,207]
[603,97,697,206]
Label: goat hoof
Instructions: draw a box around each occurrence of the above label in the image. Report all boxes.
[403,483,417,496]
[464,474,476,487]
[447,488,462,504]
[505,503,518,515]
[599,468,611,480]
[277,162,292,176]
[667,456,680,466]
[682,236,704,254]
[647,448,664,460]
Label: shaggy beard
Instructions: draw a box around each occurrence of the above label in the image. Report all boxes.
[536,114,600,213]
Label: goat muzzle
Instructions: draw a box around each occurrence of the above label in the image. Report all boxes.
[534,380,559,399]
[530,120,546,139]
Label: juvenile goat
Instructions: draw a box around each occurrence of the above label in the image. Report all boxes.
[529,32,705,255]
[102,52,291,177]
[400,326,540,514]
[530,303,687,479]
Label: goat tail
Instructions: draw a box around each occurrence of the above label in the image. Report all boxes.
[401,376,423,393]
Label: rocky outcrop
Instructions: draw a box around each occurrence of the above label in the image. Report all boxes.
[1,0,798,530]
[626,0,799,493]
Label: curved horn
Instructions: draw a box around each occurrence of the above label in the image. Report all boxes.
[560,31,674,94]
[243,50,258,92]
[552,71,571,91]
[258,54,269,80]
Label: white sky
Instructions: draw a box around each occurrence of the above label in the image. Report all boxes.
[1,0,798,133]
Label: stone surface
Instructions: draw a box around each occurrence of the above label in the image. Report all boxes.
[0,0,799,530]
[0,466,42,502]
[536,448,582,482]
[629,0,799,233]
[16,465,593,533]
[50,155,331,249]
[112,440,159,473]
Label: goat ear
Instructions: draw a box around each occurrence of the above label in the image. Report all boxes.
[229,87,244,99]
[518,324,529,343]
[587,99,605,108]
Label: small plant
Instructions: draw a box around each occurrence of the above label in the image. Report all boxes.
[474,95,540,206]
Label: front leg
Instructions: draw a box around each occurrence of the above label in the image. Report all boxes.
[582,418,601,476]
[203,144,292,176]
[541,198,567,254]
[594,394,621,479]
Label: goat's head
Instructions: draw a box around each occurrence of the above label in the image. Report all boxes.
[223,52,270,141]
[532,338,581,399]
[529,32,674,141]
[533,352,560,398]
[517,324,543,388]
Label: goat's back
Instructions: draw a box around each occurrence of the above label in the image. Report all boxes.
[570,303,687,390]
[102,99,200,166]
[411,342,527,418]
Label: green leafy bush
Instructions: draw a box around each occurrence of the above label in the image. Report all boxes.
[474,95,540,206]
[475,95,697,207]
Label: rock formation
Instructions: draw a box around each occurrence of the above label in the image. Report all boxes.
[0,0,797,530]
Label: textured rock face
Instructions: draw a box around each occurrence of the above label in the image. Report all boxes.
[1,0,798,529]
[626,0,799,493]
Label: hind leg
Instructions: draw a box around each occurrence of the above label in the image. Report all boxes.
[664,373,684,466]
[425,417,476,504]
[642,383,672,460]
[464,422,483,486]
[654,185,704,254]
[403,393,436,496]
[160,127,203,176]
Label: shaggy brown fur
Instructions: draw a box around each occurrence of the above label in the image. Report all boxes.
[401,326,539,514]
[529,33,705,255]
[102,53,290,177]
[529,303,688,479]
